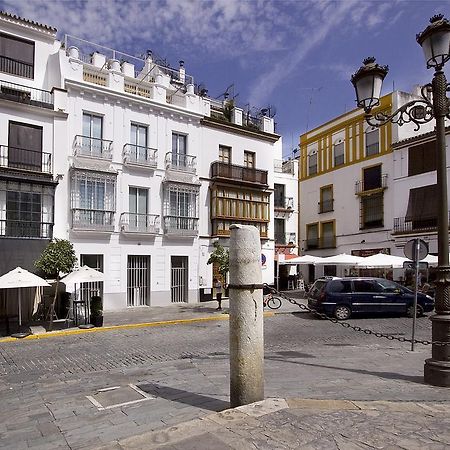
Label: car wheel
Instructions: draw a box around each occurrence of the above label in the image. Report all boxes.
[406,304,424,318]
[334,305,351,320]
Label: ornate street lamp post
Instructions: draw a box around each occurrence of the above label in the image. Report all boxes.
[351,14,450,387]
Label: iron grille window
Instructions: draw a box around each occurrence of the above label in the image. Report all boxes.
[320,221,335,248]
[334,142,344,166]
[319,185,333,213]
[0,32,34,78]
[365,129,379,156]
[361,193,384,229]
[164,184,199,231]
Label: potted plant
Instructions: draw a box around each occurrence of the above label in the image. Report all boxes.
[90,296,103,327]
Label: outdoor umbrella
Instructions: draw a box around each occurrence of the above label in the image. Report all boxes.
[278,254,325,265]
[0,267,50,326]
[315,253,365,265]
[61,266,104,325]
[421,254,438,266]
[356,253,408,269]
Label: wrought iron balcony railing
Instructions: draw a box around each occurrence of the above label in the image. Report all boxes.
[274,197,294,210]
[164,152,196,173]
[123,144,157,168]
[392,214,450,234]
[73,135,113,159]
[0,55,33,79]
[275,232,296,246]
[0,145,52,173]
[210,161,268,186]
[120,212,160,234]
[0,219,53,239]
[0,80,53,108]
[163,215,198,235]
[318,199,334,213]
[71,208,114,231]
[355,174,388,194]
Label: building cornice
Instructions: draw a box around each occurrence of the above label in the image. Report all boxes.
[201,117,280,143]
[0,11,57,39]
[392,125,450,149]
[65,79,205,121]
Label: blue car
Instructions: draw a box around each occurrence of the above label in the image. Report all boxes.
[307,277,434,320]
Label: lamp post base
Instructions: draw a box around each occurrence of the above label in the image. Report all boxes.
[424,314,450,387]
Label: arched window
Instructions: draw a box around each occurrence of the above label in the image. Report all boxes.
[308,152,317,175]
[365,128,379,156]
[334,141,344,166]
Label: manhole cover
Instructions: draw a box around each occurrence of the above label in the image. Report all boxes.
[86,384,153,410]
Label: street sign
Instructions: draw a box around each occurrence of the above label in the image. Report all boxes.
[404,239,428,261]
[403,261,429,270]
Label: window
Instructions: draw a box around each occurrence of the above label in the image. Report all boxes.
[8,122,43,172]
[353,280,383,293]
[130,123,148,161]
[129,187,148,230]
[320,221,335,248]
[244,151,255,168]
[80,254,103,301]
[408,140,437,176]
[328,280,352,293]
[365,129,379,156]
[172,132,187,167]
[71,171,116,228]
[308,152,317,175]
[82,113,103,155]
[361,193,383,229]
[363,165,382,191]
[274,218,285,244]
[6,191,41,237]
[319,185,333,213]
[405,184,437,230]
[306,223,319,249]
[334,142,344,166]
[274,184,285,208]
[0,32,34,78]
[164,184,198,231]
[219,145,231,164]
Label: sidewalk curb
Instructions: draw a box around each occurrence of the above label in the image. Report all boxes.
[0,311,276,344]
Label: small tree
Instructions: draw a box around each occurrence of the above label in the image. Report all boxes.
[35,239,77,330]
[207,243,229,285]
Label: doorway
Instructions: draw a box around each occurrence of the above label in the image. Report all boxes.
[127,255,151,307]
[171,256,188,303]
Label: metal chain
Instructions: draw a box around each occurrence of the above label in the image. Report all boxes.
[264,284,449,347]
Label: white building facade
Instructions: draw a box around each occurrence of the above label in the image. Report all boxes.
[0,13,282,313]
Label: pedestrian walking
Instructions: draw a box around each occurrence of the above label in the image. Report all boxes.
[213,278,222,310]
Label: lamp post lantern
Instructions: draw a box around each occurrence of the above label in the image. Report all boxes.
[351,14,450,387]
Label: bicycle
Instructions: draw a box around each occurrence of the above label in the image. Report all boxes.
[263,293,282,310]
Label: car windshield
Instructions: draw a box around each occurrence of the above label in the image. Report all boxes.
[309,280,327,299]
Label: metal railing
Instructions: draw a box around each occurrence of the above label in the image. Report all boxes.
[0,145,52,173]
[318,199,334,213]
[164,152,196,172]
[0,219,53,239]
[211,161,268,185]
[275,232,296,245]
[71,209,114,231]
[73,135,113,159]
[163,215,198,235]
[123,144,157,167]
[0,80,53,108]
[0,55,33,79]
[393,214,450,234]
[120,213,160,234]
[355,174,388,194]
[274,197,294,210]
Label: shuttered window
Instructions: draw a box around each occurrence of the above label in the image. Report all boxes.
[408,140,437,176]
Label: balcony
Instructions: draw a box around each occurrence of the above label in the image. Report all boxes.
[73,135,113,160]
[0,55,33,79]
[120,213,160,234]
[165,152,196,173]
[0,219,53,239]
[0,146,52,174]
[392,214,449,235]
[210,161,268,187]
[274,197,294,211]
[123,144,157,168]
[71,209,114,232]
[318,199,334,214]
[275,232,296,246]
[0,80,53,109]
[163,215,198,237]
[355,174,388,195]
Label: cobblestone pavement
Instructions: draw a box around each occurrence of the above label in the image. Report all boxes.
[0,313,449,449]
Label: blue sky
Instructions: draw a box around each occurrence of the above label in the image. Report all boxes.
[1,0,449,156]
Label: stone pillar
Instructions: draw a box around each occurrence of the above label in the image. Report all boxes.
[229,224,264,407]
